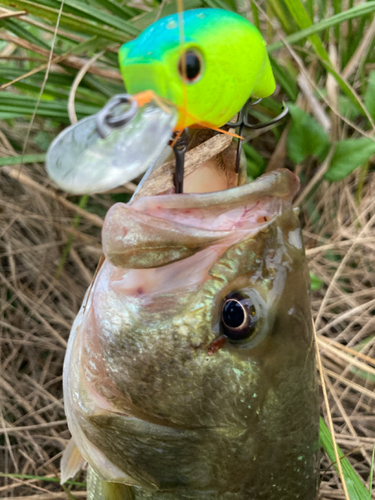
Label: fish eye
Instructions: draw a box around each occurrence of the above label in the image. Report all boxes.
[221,292,258,342]
[178,50,202,83]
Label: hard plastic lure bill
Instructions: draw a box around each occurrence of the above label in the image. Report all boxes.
[46,96,177,194]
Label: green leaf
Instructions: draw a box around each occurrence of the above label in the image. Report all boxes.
[0,472,85,487]
[282,0,329,61]
[320,418,371,500]
[268,1,375,52]
[364,71,375,121]
[310,272,323,291]
[325,138,375,182]
[0,154,46,166]
[0,0,129,43]
[33,131,54,151]
[338,95,361,122]
[287,104,330,163]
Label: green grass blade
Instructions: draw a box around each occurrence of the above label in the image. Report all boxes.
[269,56,298,100]
[369,446,375,495]
[270,0,375,124]
[364,71,375,121]
[282,0,329,61]
[59,0,140,36]
[268,1,375,52]
[23,0,140,33]
[0,154,46,166]
[250,1,260,30]
[202,0,233,10]
[118,0,203,31]
[1,18,54,52]
[267,0,296,34]
[320,417,371,500]
[94,0,139,19]
[0,0,129,42]
[0,472,85,487]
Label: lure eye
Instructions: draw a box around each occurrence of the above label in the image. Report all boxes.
[221,292,258,342]
[178,50,202,82]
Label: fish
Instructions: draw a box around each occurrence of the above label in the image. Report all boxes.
[62,164,320,499]
[58,7,319,499]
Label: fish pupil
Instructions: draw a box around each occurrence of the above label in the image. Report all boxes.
[179,51,201,81]
[220,292,258,342]
[222,300,245,328]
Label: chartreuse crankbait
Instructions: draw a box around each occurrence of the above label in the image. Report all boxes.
[46,8,283,195]
[119,8,275,130]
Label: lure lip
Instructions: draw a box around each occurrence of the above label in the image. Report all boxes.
[45,94,178,195]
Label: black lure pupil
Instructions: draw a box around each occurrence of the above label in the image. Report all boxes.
[179,51,201,81]
[222,300,245,329]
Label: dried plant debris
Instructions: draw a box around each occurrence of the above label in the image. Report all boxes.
[0,157,101,499]
[305,173,375,499]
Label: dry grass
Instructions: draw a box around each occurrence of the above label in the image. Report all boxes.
[1,136,374,498]
[0,125,102,498]
[305,173,375,499]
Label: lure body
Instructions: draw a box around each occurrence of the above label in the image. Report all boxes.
[119,9,275,129]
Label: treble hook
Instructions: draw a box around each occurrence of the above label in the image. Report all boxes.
[172,128,189,194]
[225,99,289,173]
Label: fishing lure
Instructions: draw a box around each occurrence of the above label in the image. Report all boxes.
[46,8,286,195]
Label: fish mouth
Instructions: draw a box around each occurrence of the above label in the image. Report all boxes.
[102,168,299,269]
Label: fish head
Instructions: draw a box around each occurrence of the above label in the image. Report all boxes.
[64,169,319,497]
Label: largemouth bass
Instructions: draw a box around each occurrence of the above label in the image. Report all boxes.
[63,154,320,499]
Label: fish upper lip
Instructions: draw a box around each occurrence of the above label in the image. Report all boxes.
[131,168,300,211]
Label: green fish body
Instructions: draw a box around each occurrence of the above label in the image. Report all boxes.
[63,169,319,499]
[62,9,319,499]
